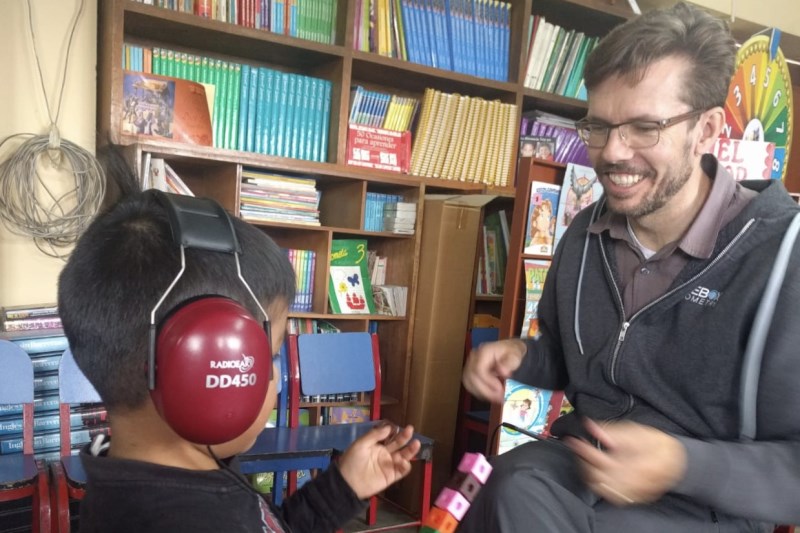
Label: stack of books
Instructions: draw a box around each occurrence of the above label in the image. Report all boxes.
[519,111,589,166]
[382,201,417,235]
[1,303,61,333]
[240,169,321,226]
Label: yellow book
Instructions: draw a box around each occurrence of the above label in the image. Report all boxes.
[474,99,494,183]
[431,93,462,178]
[482,100,502,185]
[464,99,489,183]
[473,100,497,184]
[499,103,519,187]
[410,88,438,176]
[439,95,470,180]
[490,103,511,186]
[451,97,479,181]
[419,91,453,178]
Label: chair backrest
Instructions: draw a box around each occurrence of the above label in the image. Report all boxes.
[0,340,35,454]
[288,332,381,426]
[58,348,104,455]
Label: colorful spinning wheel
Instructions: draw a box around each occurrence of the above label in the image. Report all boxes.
[723,29,793,181]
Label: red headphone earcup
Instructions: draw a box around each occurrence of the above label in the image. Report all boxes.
[150,297,271,444]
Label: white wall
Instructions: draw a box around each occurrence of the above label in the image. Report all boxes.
[0,0,797,308]
[0,0,97,307]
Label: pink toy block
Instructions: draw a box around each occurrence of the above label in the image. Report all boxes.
[456,452,492,484]
[434,487,470,521]
[422,507,458,533]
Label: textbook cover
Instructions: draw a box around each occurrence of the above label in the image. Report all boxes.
[121,71,213,146]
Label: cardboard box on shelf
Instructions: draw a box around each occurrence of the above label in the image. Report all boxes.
[397,194,496,508]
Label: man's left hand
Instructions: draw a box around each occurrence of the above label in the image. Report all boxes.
[565,418,687,506]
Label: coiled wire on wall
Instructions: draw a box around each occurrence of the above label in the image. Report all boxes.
[0,0,105,259]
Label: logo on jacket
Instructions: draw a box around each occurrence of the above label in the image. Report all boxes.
[685,286,721,307]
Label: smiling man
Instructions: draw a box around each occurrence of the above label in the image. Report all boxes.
[460,3,800,532]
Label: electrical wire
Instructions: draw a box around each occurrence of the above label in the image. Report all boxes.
[0,0,105,259]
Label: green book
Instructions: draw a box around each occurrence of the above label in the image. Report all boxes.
[328,239,376,314]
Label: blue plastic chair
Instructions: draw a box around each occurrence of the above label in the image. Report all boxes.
[242,332,434,527]
[239,339,333,505]
[50,347,104,532]
[0,339,51,532]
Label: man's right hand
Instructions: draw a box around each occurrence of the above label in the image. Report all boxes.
[462,338,527,404]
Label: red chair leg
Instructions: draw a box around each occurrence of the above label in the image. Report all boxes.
[366,495,378,525]
[49,462,71,533]
[34,462,51,533]
[419,459,433,523]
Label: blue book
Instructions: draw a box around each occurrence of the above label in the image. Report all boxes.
[310,78,323,162]
[254,68,267,153]
[275,72,291,157]
[305,78,320,162]
[10,334,68,355]
[267,69,281,156]
[238,64,251,151]
[30,352,62,374]
[296,76,312,160]
[319,80,332,163]
[283,73,297,158]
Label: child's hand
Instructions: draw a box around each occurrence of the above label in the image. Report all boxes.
[337,422,421,500]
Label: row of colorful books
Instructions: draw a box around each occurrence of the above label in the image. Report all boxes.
[123,45,333,161]
[239,169,321,226]
[1,303,61,333]
[348,86,420,132]
[364,193,410,232]
[132,0,338,44]
[286,248,316,313]
[354,0,510,82]
[410,88,518,186]
[523,163,602,258]
[0,327,110,460]
[523,15,599,99]
[520,110,590,167]
[286,318,342,334]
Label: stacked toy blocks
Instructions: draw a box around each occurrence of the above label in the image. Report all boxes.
[421,452,492,533]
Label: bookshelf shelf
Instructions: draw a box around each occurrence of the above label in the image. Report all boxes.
[99,0,800,488]
[350,51,519,100]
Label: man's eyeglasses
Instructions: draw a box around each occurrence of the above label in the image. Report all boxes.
[575,109,705,149]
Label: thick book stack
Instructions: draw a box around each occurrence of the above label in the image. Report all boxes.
[1,303,61,333]
[522,15,599,100]
[382,201,417,234]
[122,46,333,162]
[410,88,518,186]
[0,322,110,461]
[240,169,321,226]
[285,248,316,312]
[354,0,511,82]
[364,193,404,231]
[520,110,590,166]
[131,0,338,45]
[349,86,420,132]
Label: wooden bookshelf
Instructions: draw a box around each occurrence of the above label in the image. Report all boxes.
[97,0,800,470]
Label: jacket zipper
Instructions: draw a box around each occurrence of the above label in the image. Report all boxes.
[598,218,756,398]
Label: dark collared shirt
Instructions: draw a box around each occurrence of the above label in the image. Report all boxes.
[588,154,756,318]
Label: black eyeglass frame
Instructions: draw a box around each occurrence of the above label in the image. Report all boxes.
[575,109,706,149]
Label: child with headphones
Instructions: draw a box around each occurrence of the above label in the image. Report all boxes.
[57,181,421,532]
